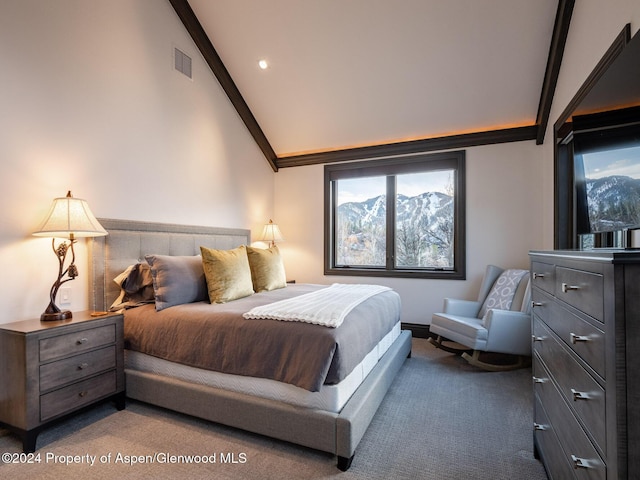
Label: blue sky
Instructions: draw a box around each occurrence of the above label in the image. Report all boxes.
[337,170,454,205]
[583,145,640,180]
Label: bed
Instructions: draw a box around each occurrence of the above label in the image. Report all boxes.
[88,218,412,470]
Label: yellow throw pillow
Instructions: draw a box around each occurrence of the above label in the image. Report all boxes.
[200,245,255,303]
[246,245,287,292]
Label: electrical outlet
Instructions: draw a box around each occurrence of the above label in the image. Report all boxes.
[59,287,72,305]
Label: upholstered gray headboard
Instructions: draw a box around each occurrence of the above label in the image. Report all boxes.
[88,218,251,312]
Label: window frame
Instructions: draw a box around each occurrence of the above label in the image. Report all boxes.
[324,150,466,280]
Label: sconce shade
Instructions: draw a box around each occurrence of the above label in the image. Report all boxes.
[260,219,284,247]
[33,191,107,239]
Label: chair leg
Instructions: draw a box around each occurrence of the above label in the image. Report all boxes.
[427,335,472,355]
[462,350,530,371]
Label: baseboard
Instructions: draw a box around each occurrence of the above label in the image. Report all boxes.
[400,323,435,339]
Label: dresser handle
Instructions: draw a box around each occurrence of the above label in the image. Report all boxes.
[571,455,591,469]
[561,283,580,293]
[78,391,88,398]
[533,273,545,279]
[570,333,589,344]
[534,423,547,431]
[571,388,590,401]
[76,338,88,345]
[533,377,547,384]
[532,335,544,342]
[78,363,89,370]
[531,301,543,308]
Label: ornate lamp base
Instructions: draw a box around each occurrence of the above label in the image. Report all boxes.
[41,310,73,322]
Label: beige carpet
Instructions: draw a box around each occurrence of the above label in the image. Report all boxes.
[0,338,548,479]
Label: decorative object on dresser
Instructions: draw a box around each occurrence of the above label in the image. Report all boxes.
[429,264,532,371]
[530,250,640,479]
[32,191,107,321]
[0,311,125,452]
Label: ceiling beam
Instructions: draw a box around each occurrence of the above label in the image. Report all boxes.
[168,0,279,172]
[535,0,575,145]
[276,126,537,168]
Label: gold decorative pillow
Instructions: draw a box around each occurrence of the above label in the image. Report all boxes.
[200,245,255,303]
[246,245,287,292]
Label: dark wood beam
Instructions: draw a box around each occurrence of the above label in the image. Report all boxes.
[168,0,279,172]
[535,0,575,145]
[276,126,537,168]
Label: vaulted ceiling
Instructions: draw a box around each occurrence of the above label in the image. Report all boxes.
[169,0,573,171]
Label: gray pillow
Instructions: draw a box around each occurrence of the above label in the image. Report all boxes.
[145,254,208,311]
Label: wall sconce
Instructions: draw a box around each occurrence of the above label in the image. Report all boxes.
[32,191,108,321]
[259,219,284,248]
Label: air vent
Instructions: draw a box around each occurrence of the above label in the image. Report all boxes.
[174,48,192,79]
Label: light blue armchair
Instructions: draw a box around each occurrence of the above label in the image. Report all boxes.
[429,265,532,371]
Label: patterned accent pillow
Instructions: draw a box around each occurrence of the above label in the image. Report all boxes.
[478,269,528,318]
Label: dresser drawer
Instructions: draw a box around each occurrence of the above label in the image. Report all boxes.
[39,324,116,362]
[533,320,605,453]
[531,261,555,295]
[532,292,605,379]
[40,370,117,422]
[534,394,577,480]
[533,358,605,480]
[555,267,603,322]
[39,346,116,392]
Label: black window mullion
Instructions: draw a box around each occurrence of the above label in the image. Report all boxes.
[386,175,396,270]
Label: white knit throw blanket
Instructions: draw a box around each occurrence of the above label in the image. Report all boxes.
[243,283,391,328]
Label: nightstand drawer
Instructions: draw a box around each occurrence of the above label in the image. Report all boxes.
[555,267,603,322]
[534,319,605,452]
[39,324,115,362]
[40,370,117,422]
[39,346,116,392]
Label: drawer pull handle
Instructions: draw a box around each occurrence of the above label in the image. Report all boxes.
[533,377,547,384]
[78,363,89,370]
[571,388,590,401]
[532,335,544,342]
[76,338,88,345]
[78,391,88,398]
[531,301,543,308]
[561,283,580,293]
[571,455,591,469]
[533,273,545,279]
[533,423,547,431]
[570,333,589,344]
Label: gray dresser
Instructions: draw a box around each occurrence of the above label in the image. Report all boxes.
[529,250,640,479]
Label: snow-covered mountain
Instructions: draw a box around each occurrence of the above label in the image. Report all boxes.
[336,191,454,267]
[585,175,640,231]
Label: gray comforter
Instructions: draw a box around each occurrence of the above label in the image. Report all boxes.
[123,284,401,391]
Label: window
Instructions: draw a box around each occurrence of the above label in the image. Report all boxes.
[324,151,465,279]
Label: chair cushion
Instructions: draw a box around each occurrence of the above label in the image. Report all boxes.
[478,269,528,318]
[430,313,488,350]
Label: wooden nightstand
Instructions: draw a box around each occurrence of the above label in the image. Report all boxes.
[0,311,125,452]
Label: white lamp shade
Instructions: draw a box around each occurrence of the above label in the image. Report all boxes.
[260,220,284,244]
[33,192,107,239]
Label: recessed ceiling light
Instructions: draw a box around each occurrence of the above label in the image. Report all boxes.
[258,59,269,70]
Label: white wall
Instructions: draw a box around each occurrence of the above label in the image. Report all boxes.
[0,0,274,323]
[274,140,544,325]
